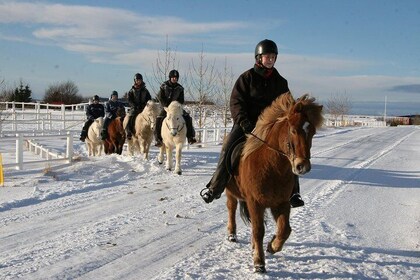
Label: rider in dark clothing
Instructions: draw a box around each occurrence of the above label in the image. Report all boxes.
[101,91,125,140]
[154,70,197,147]
[200,39,305,208]
[126,73,152,140]
[80,95,104,142]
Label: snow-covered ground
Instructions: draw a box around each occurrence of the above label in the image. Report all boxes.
[0,126,419,279]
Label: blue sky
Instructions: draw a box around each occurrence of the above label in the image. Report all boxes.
[1,0,419,113]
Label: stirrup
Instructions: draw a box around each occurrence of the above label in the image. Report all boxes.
[200,188,214,203]
[290,193,305,208]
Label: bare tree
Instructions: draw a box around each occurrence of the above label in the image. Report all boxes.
[215,57,235,137]
[186,46,218,141]
[149,35,179,96]
[325,93,352,126]
[43,81,83,104]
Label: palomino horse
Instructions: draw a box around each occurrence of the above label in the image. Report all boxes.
[123,100,161,159]
[225,93,323,273]
[158,101,187,175]
[104,107,126,155]
[85,117,104,156]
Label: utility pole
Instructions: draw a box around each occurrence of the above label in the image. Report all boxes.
[384,96,387,126]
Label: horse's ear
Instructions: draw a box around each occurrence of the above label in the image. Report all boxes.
[295,102,303,113]
[164,107,169,113]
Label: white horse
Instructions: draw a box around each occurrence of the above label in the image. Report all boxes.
[123,100,161,159]
[158,101,187,175]
[85,117,104,156]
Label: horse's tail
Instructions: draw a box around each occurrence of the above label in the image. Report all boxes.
[239,201,251,225]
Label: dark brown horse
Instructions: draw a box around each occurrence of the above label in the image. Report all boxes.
[104,107,126,155]
[225,92,323,273]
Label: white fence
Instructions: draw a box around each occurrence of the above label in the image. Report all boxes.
[2,132,74,170]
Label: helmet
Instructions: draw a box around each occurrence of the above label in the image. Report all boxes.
[134,73,143,81]
[169,69,179,79]
[111,90,118,98]
[254,39,278,58]
[92,95,100,101]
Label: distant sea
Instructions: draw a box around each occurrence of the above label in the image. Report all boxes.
[350,101,420,116]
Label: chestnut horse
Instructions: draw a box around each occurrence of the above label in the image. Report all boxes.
[225,93,323,273]
[104,107,126,155]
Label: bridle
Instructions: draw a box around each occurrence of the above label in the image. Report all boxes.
[248,120,297,162]
[165,117,185,134]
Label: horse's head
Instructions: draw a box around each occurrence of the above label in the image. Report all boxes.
[286,94,323,175]
[143,100,160,131]
[92,117,104,141]
[116,107,126,118]
[164,101,185,136]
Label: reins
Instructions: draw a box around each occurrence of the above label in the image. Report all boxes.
[248,121,295,161]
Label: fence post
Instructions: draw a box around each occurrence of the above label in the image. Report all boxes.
[16,133,23,170]
[0,153,4,186]
[66,131,73,163]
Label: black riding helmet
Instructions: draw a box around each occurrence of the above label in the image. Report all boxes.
[134,73,143,81]
[255,39,278,63]
[92,95,100,101]
[169,69,179,79]
[111,90,118,98]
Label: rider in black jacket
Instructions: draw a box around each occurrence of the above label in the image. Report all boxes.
[154,70,196,147]
[200,39,304,208]
[125,73,152,140]
[80,95,104,142]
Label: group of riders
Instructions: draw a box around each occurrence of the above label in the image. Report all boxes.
[80,39,305,208]
[79,70,197,147]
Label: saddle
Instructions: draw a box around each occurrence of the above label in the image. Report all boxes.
[226,142,245,175]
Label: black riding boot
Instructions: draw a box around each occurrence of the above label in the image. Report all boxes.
[290,176,305,208]
[101,118,110,140]
[200,149,230,203]
[80,130,88,142]
[184,114,196,144]
[126,115,135,140]
[154,116,164,147]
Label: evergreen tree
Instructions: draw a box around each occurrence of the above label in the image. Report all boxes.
[13,81,32,102]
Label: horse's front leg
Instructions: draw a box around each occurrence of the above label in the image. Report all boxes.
[127,139,134,156]
[268,203,291,254]
[158,145,165,164]
[226,191,238,242]
[165,145,173,171]
[144,141,150,160]
[98,142,103,156]
[174,143,183,175]
[248,200,267,273]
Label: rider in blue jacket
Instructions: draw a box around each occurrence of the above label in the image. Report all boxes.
[101,91,125,140]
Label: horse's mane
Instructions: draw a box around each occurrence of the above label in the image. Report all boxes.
[242,92,324,159]
[167,101,183,114]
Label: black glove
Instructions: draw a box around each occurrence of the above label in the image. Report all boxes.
[240,119,253,134]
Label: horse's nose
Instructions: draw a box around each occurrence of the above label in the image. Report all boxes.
[293,158,311,175]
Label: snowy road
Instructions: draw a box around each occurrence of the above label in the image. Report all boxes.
[0,126,419,279]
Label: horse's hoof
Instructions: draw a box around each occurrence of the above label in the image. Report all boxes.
[158,161,162,165]
[254,265,266,273]
[176,171,182,175]
[227,234,237,242]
